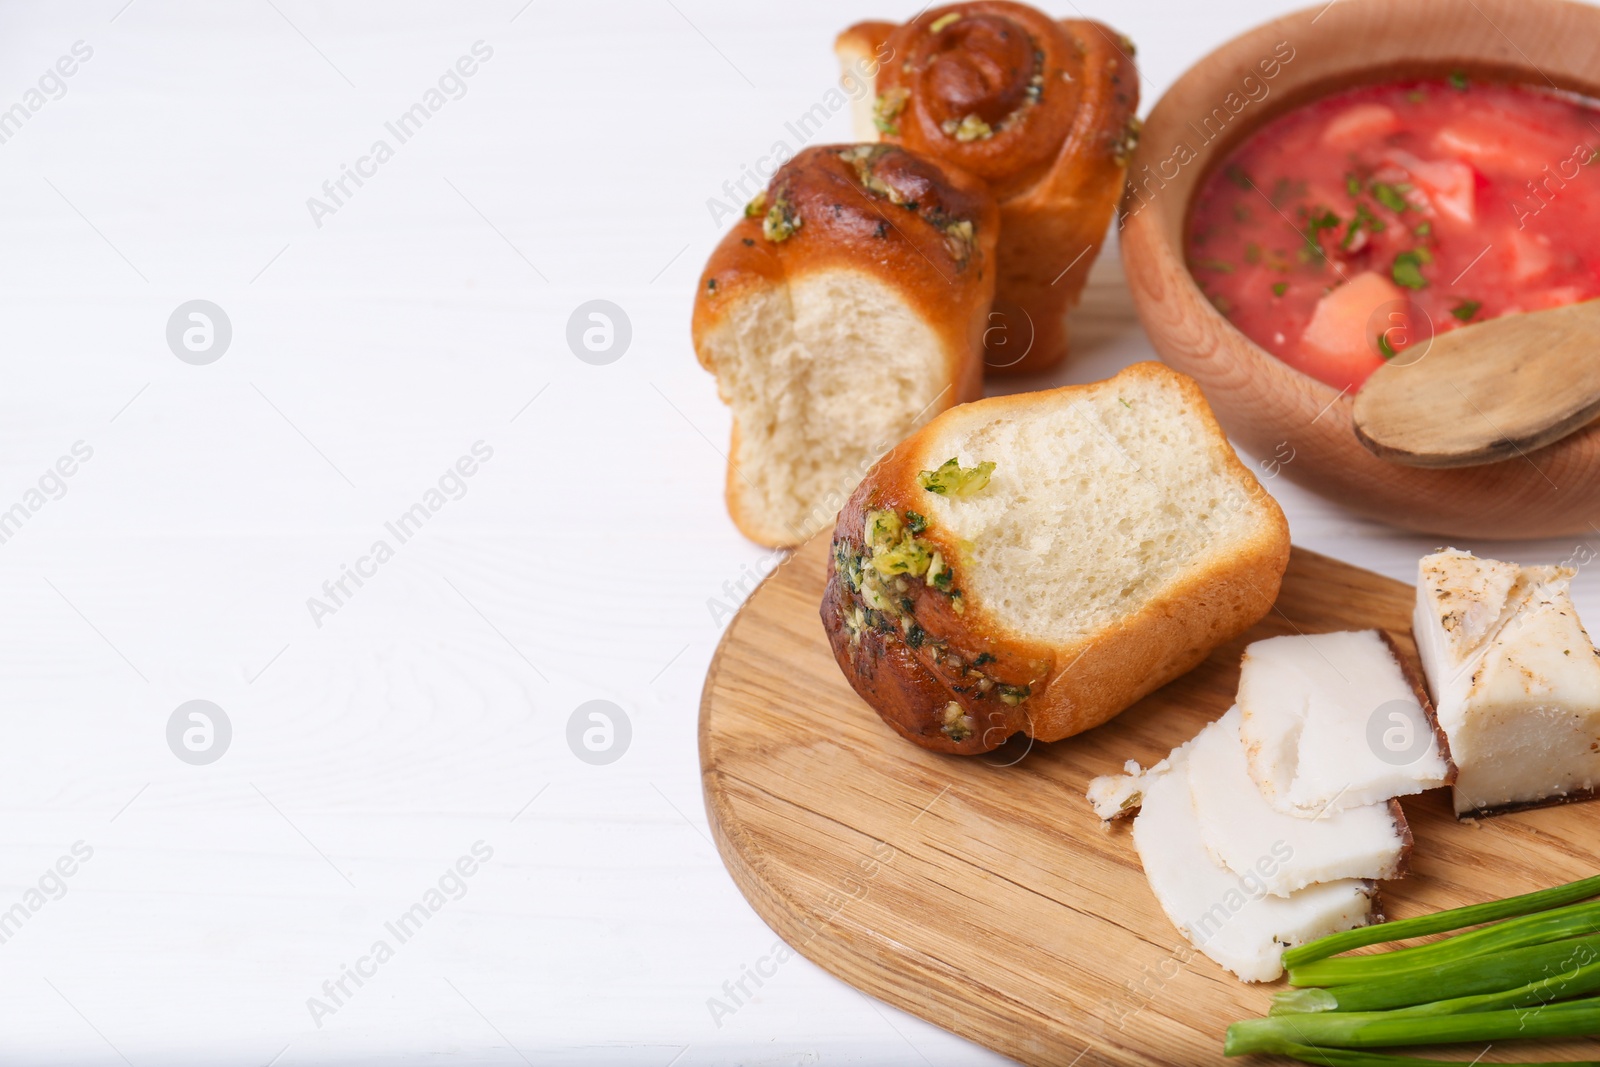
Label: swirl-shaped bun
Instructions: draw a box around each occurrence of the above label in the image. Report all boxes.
[693,145,1000,548]
[838,3,1139,374]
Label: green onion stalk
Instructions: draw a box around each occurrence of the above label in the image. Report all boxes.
[1226,876,1600,1061]
[1226,996,1600,1055]
[1265,1045,1598,1067]
[1273,932,1600,1014]
[1280,921,1600,1004]
[1281,876,1600,969]
[1288,899,1600,988]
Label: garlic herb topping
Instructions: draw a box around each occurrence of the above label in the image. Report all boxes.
[761,194,801,242]
[831,493,1032,737]
[917,457,995,498]
[943,113,994,142]
[835,146,980,270]
[873,87,910,136]
[935,48,1047,142]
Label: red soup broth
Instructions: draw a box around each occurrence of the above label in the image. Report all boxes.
[1186,77,1600,392]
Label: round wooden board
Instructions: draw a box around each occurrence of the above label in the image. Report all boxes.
[699,534,1600,1066]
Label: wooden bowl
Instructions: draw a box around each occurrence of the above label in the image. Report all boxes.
[1121,0,1600,539]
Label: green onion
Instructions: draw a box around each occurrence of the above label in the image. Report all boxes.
[1236,878,1600,1063]
[1274,932,1600,1014]
[1225,996,1600,1055]
[1241,883,1600,1062]
[1289,897,1600,984]
[1264,1044,1595,1067]
[1283,876,1600,968]
[1286,895,1600,985]
[1385,956,1600,1019]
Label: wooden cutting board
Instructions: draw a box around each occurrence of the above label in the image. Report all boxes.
[699,535,1600,1066]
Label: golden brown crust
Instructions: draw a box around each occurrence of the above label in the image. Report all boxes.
[692,145,1000,548]
[843,4,1140,374]
[821,362,1291,755]
[693,144,999,352]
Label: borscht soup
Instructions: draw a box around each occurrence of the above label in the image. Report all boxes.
[1186,76,1600,392]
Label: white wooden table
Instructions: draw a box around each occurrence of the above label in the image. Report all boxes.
[1,1,1593,1063]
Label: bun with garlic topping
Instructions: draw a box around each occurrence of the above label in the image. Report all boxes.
[837,3,1140,374]
[821,362,1290,755]
[693,144,999,549]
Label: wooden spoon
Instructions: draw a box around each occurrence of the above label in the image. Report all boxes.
[1352,299,1600,468]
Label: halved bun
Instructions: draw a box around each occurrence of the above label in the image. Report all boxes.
[821,362,1290,754]
[694,144,999,547]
